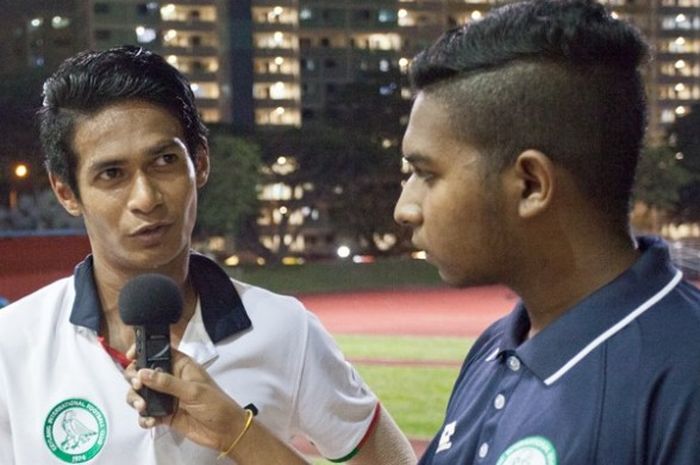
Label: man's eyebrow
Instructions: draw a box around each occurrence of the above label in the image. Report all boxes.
[86,141,184,173]
[148,140,183,155]
[86,158,126,174]
[403,154,432,165]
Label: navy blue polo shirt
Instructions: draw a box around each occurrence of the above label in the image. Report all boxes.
[419,236,700,465]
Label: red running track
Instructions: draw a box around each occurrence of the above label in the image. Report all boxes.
[298,285,518,338]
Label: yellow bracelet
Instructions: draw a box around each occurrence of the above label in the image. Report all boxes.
[218,408,255,460]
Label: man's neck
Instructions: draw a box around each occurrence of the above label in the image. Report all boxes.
[91,253,198,354]
[511,234,639,340]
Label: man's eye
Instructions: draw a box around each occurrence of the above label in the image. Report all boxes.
[414,168,435,181]
[155,153,178,166]
[98,168,121,180]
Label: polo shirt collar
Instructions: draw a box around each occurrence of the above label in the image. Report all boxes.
[70,253,251,342]
[499,236,682,385]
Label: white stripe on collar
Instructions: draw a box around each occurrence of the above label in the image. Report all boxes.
[544,270,683,386]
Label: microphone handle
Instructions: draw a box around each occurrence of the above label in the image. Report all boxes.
[135,323,175,417]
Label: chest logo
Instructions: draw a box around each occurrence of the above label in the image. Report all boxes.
[496,436,557,465]
[436,421,457,453]
[44,398,108,463]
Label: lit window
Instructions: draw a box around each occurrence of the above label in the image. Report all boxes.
[300,8,313,20]
[164,29,177,42]
[135,26,157,43]
[51,16,71,29]
[161,4,176,20]
[378,9,396,23]
[270,82,287,99]
[190,82,219,99]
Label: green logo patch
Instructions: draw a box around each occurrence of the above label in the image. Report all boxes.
[496,436,557,465]
[44,398,107,463]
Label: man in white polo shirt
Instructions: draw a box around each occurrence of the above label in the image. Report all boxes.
[0,45,414,465]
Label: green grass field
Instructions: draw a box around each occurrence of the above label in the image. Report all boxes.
[308,335,473,464]
[227,257,444,294]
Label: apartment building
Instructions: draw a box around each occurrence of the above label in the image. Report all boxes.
[3,0,696,254]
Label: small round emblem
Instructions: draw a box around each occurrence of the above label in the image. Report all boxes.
[44,398,107,463]
[496,436,557,465]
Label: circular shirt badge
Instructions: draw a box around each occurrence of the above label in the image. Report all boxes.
[44,398,107,463]
[496,436,558,465]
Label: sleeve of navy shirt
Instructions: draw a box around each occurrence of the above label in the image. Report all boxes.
[607,281,700,465]
[641,355,700,465]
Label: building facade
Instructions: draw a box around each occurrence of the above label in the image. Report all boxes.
[2,0,698,253]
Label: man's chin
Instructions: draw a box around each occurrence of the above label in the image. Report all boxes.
[438,269,496,289]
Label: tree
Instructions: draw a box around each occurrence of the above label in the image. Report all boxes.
[668,104,700,221]
[0,69,50,205]
[196,135,261,239]
[634,145,694,211]
[258,123,409,257]
[633,145,695,232]
[325,69,412,147]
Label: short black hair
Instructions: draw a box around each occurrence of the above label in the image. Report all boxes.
[38,45,208,198]
[409,0,649,225]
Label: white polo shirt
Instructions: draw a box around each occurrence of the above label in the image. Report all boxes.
[0,254,377,465]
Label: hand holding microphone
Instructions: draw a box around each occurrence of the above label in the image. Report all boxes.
[119,273,183,417]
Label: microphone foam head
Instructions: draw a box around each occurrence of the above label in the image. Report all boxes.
[118,273,184,325]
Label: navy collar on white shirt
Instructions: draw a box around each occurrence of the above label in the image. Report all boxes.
[70,253,252,343]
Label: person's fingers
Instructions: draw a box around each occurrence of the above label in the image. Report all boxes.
[137,415,158,429]
[130,374,144,391]
[137,368,196,401]
[124,361,138,384]
[170,349,201,378]
[126,388,146,413]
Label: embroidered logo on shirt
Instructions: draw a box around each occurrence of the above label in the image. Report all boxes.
[496,436,557,465]
[436,421,457,453]
[44,398,107,463]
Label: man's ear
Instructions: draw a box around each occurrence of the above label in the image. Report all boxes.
[49,173,82,217]
[194,139,210,189]
[511,150,555,219]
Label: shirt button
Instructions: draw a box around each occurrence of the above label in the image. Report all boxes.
[507,355,521,371]
[478,442,489,458]
[494,394,506,410]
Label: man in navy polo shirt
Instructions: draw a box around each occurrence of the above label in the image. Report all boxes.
[128,0,700,463]
[394,0,700,463]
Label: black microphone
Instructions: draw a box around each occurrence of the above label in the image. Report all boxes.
[118,273,183,417]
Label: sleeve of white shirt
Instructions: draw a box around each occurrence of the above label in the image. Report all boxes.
[0,368,15,465]
[289,312,378,461]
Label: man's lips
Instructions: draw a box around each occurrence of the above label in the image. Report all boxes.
[129,223,173,246]
[130,222,171,236]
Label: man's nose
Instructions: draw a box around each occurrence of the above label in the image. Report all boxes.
[394,183,422,227]
[127,172,163,214]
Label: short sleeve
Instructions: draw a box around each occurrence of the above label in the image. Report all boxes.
[0,366,15,465]
[289,312,378,460]
[644,363,700,465]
